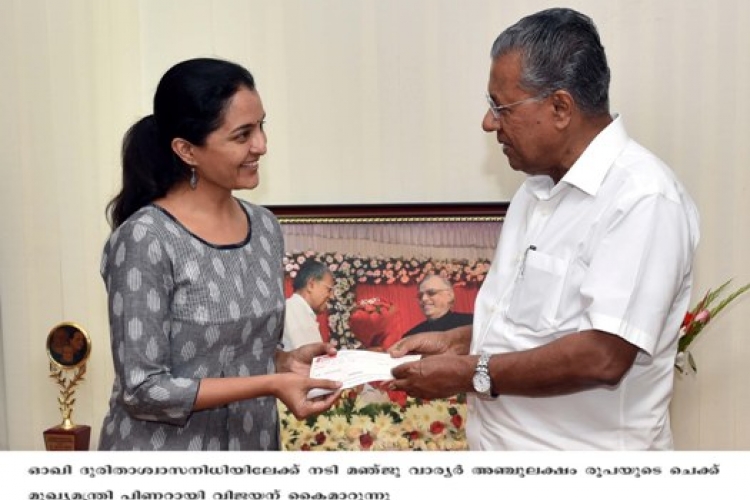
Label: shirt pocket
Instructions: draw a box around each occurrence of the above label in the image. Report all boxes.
[506,249,568,333]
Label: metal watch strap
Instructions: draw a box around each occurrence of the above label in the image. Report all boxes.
[477,352,491,374]
[473,351,496,399]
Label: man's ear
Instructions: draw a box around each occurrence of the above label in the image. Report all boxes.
[171,138,199,166]
[550,90,574,129]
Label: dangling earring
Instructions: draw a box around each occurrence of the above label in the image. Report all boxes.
[189,168,198,190]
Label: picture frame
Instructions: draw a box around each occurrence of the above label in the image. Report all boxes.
[269,202,508,350]
[268,201,508,221]
[46,321,92,370]
[268,202,507,451]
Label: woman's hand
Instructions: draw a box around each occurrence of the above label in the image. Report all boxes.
[275,342,337,375]
[274,373,342,419]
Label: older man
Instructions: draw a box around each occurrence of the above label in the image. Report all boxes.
[282,260,335,351]
[390,8,700,450]
[403,274,473,337]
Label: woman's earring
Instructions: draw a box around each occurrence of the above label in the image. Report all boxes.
[189,168,198,190]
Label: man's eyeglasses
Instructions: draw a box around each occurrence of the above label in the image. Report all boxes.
[485,92,548,120]
[416,288,450,299]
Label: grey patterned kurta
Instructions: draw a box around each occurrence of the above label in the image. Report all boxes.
[97,200,286,451]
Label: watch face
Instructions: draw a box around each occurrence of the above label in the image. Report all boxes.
[473,372,491,394]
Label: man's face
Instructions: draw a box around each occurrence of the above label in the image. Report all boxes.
[308,274,335,314]
[417,277,454,320]
[482,51,563,180]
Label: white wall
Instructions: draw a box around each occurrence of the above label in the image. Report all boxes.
[1,0,749,450]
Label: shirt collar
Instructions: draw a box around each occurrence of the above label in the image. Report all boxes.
[560,113,630,196]
[291,292,316,317]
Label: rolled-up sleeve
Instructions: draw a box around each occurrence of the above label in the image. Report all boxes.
[102,221,199,425]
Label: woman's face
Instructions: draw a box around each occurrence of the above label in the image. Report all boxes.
[189,86,268,191]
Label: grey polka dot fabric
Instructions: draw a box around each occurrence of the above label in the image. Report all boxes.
[97,200,285,451]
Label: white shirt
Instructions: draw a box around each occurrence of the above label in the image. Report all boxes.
[282,293,323,351]
[468,116,700,450]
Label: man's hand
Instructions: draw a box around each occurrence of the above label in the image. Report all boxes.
[389,354,473,399]
[388,325,471,358]
[276,342,337,375]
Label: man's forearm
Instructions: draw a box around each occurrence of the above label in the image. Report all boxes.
[446,325,472,355]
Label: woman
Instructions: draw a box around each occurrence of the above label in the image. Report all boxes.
[98,57,341,451]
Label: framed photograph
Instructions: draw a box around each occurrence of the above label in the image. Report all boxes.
[46,321,92,370]
[269,202,507,350]
[268,202,507,451]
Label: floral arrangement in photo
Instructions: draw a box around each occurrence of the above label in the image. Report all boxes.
[354,297,395,315]
[280,253,478,450]
[675,279,750,374]
[279,388,467,451]
[349,297,400,348]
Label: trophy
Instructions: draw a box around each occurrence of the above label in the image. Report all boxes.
[43,322,92,451]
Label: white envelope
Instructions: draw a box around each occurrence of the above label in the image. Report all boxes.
[307,349,421,398]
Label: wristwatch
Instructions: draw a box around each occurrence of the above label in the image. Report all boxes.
[472,352,496,400]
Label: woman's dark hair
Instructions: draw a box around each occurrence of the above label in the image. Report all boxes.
[106,57,256,228]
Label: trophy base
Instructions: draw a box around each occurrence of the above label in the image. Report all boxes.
[43,424,91,451]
